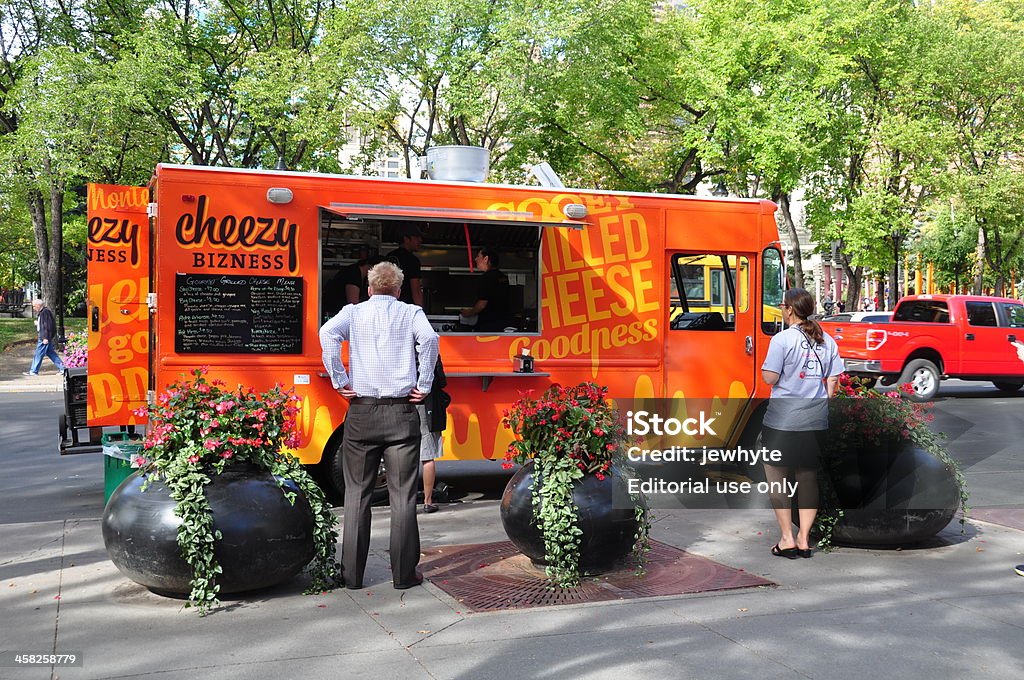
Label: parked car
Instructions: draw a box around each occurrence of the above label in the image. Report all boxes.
[820,295,1024,401]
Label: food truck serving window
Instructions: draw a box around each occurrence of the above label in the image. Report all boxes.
[318,203,585,335]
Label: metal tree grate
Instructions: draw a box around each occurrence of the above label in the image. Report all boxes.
[419,540,774,612]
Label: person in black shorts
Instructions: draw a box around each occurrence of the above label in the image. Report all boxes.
[387,225,424,306]
[419,356,451,513]
[460,247,511,332]
[760,288,843,559]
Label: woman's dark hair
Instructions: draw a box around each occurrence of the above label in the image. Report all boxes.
[784,287,824,344]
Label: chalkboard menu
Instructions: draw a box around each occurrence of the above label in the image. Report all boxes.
[175,274,304,354]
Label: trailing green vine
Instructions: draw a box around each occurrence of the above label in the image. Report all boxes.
[136,368,342,614]
[631,492,653,575]
[531,457,585,584]
[504,382,650,587]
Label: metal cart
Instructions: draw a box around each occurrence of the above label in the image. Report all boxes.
[58,367,102,454]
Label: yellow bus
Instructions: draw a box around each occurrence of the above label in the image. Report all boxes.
[669,254,782,328]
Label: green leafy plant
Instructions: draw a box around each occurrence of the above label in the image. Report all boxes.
[813,375,969,549]
[503,382,650,586]
[134,368,342,614]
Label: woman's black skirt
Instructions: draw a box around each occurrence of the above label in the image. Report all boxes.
[760,426,825,470]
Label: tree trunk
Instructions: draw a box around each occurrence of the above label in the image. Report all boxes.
[973,224,986,295]
[27,185,64,312]
[888,233,904,308]
[836,249,862,312]
[845,269,862,311]
[774,192,805,289]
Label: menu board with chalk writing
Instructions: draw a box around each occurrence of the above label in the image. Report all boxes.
[175,274,303,354]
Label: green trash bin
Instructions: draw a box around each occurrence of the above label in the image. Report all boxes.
[103,433,144,503]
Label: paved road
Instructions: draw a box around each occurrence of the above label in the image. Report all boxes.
[908,380,1024,508]
[2,387,1023,679]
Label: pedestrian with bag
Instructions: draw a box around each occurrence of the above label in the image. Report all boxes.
[761,288,844,559]
[420,356,451,513]
[319,261,440,589]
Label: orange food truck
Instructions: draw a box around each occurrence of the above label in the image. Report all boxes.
[74,163,786,498]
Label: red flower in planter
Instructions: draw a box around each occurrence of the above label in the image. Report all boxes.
[503,382,629,475]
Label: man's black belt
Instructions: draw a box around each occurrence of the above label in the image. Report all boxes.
[350,396,411,405]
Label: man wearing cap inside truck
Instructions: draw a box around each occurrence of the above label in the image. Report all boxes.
[387,225,424,307]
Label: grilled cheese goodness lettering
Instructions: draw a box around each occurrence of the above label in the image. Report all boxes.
[491,195,660,367]
[175,195,298,272]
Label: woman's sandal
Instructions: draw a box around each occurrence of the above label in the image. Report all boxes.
[797,548,812,559]
[771,544,800,559]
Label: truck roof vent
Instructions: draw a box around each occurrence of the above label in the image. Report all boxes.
[425,146,489,182]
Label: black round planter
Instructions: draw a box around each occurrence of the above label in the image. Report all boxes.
[500,461,642,573]
[827,440,960,546]
[102,463,316,596]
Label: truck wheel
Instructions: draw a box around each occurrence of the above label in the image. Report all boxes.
[325,438,390,506]
[899,359,940,401]
[992,381,1024,393]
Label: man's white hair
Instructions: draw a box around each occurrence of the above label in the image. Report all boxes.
[368,261,404,296]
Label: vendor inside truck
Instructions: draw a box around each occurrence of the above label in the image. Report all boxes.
[459,247,512,332]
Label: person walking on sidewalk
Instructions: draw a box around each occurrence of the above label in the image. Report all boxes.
[320,261,439,590]
[24,299,65,376]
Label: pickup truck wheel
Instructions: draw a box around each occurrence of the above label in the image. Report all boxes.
[992,381,1024,393]
[899,359,940,402]
[326,438,390,506]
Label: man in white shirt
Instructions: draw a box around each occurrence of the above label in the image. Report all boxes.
[320,261,440,589]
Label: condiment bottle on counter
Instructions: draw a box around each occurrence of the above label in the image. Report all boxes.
[513,348,534,373]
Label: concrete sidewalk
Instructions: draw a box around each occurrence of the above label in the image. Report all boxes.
[0,342,64,393]
[1,353,1023,678]
[3,447,1023,680]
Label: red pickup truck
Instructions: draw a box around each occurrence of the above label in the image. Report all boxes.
[820,294,1024,401]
